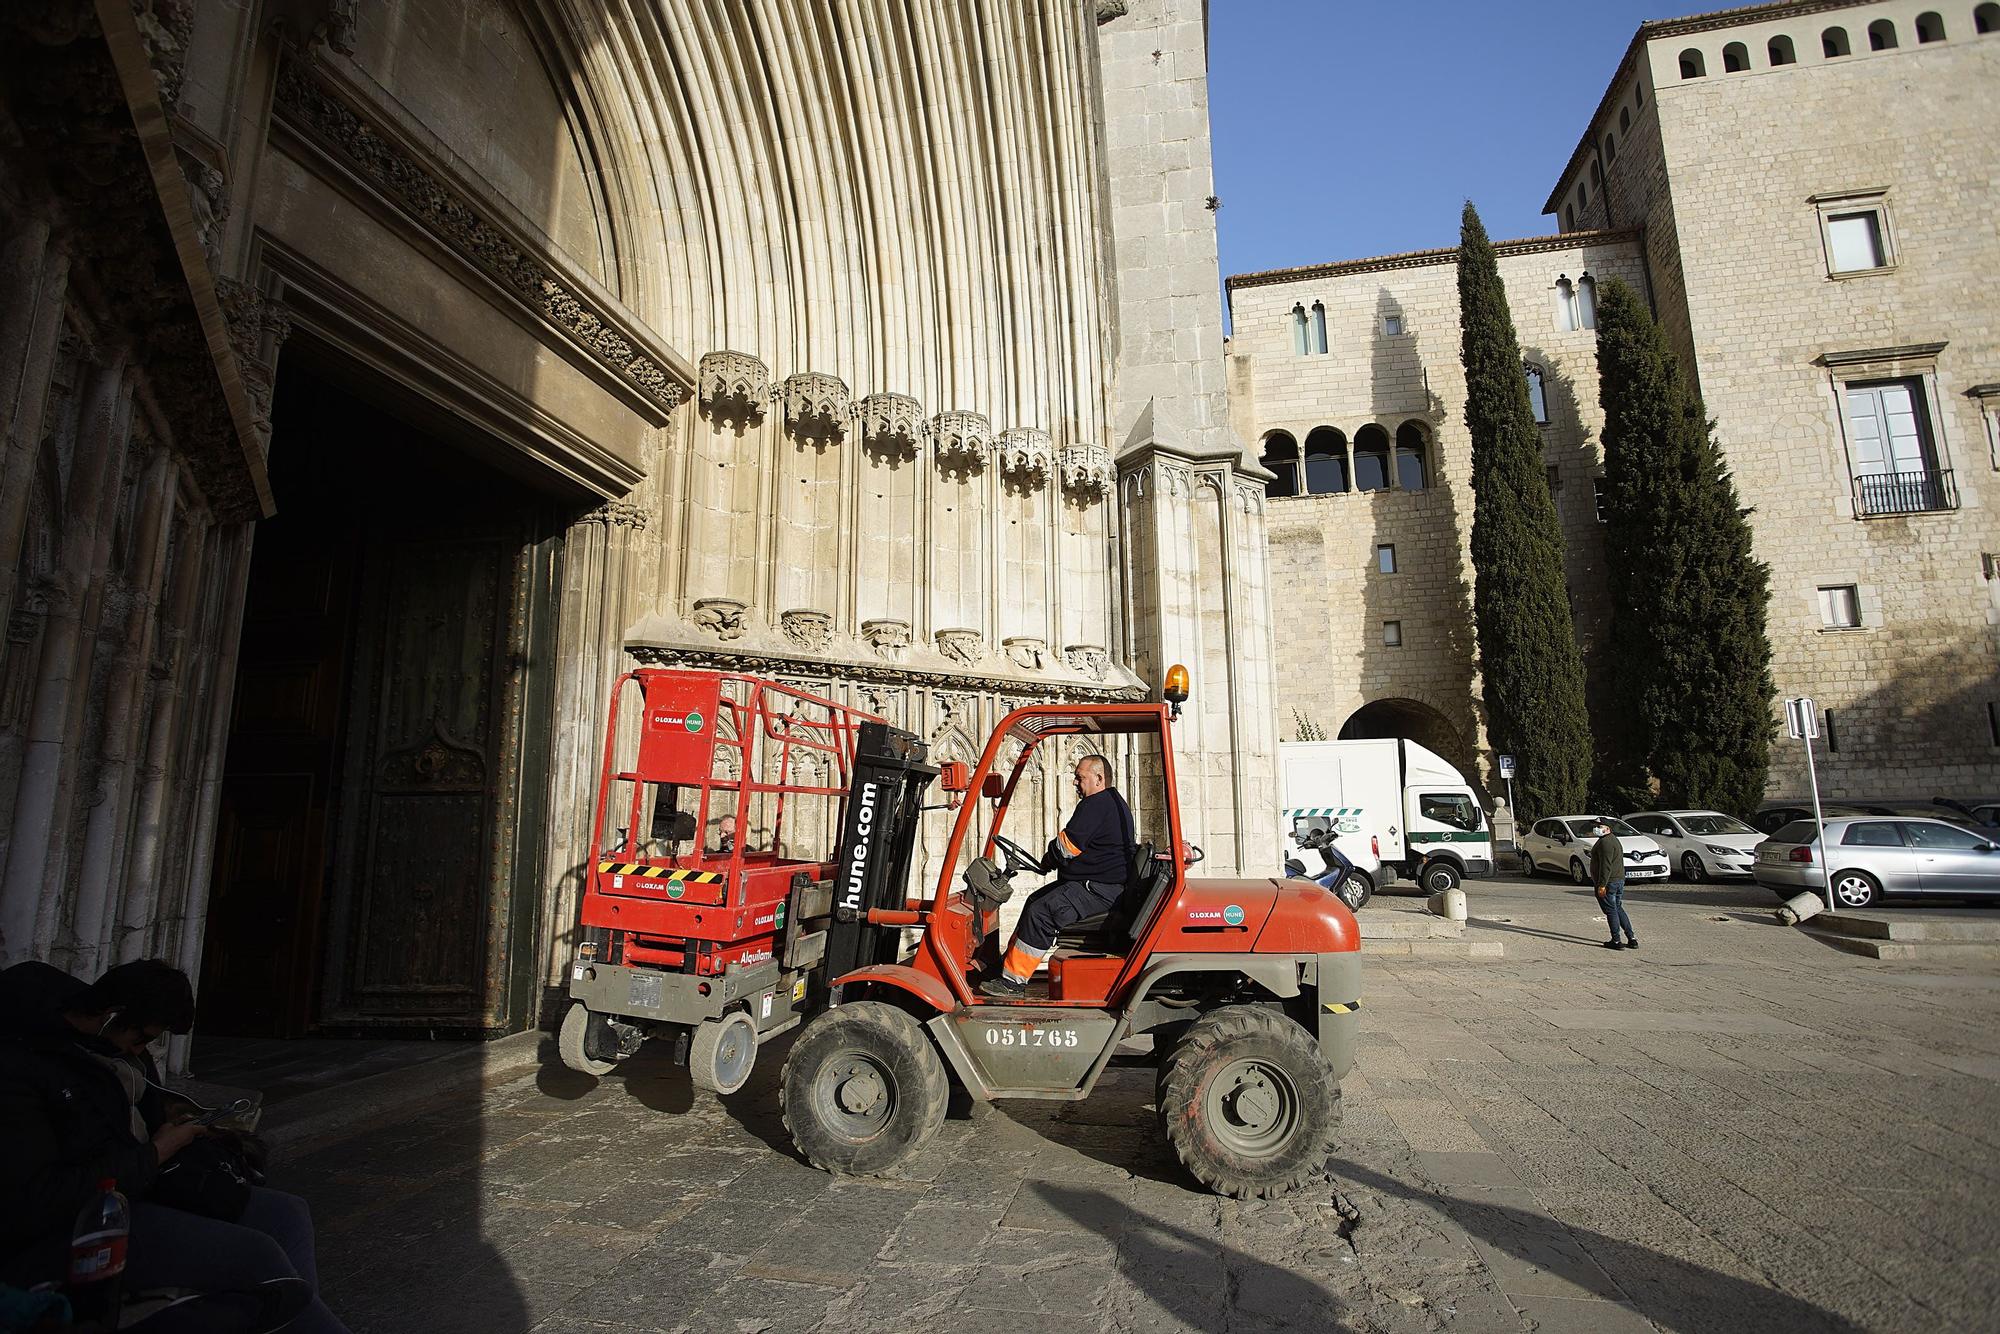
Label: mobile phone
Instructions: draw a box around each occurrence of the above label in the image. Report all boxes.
[192,1097,253,1126]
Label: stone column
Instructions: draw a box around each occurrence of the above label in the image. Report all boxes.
[0,221,72,640]
[1097,0,1280,875]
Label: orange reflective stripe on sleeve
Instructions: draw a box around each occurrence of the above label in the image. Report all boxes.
[1058,831,1081,858]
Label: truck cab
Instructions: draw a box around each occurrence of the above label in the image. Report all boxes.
[1279,738,1492,894]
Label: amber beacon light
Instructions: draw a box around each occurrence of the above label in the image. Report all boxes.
[1163,664,1190,717]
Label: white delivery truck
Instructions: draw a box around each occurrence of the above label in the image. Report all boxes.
[1280,738,1494,895]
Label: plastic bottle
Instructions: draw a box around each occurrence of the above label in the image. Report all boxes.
[67,1177,129,1329]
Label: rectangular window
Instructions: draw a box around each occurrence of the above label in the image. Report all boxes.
[1382,620,1403,647]
[1843,379,1953,515]
[1382,315,1404,336]
[1990,701,2000,747]
[1826,212,1886,272]
[1545,464,1562,492]
[1824,709,1838,752]
[1376,544,1397,574]
[1591,478,1608,522]
[1817,584,1861,628]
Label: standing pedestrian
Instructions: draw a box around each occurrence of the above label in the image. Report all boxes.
[1591,821,1638,950]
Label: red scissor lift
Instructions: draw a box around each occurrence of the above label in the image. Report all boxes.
[559,668,879,1093]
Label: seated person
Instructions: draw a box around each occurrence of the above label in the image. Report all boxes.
[980,755,1135,998]
[0,959,348,1333]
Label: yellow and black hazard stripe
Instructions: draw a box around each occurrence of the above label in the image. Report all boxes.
[1321,1000,1362,1014]
[596,862,726,885]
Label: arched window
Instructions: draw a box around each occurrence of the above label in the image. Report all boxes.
[1723,41,1750,71]
[1554,277,1579,332]
[1915,11,1945,41]
[1619,106,1631,132]
[1980,4,2000,35]
[1868,19,1898,49]
[1823,26,1851,56]
[1590,160,1603,192]
[1605,133,1618,163]
[1524,363,1550,424]
[1260,431,1299,498]
[1769,34,1796,64]
[1634,82,1644,107]
[1577,274,1598,330]
[1310,301,1329,355]
[1352,426,1391,492]
[1563,206,1576,232]
[1678,48,1706,78]
[1577,179,1589,209]
[1302,428,1348,495]
[1291,304,1308,355]
[1394,422,1430,491]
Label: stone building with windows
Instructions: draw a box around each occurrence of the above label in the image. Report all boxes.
[0,0,1278,1042]
[1231,0,2000,806]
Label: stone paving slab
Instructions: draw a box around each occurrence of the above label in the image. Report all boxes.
[261,875,2000,1333]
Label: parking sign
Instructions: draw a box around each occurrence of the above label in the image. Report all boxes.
[1497,754,1516,778]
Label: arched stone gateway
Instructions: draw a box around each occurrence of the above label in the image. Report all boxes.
[1338,698,1485,799]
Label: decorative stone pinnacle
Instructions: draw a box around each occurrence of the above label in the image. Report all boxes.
[1059,443,1115,501]
[858,393,927,460]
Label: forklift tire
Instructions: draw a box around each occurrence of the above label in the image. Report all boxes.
[689,1011,759,1095]
[1160,1006,1341,1200]
[558,1002,617,1077]
[781,1001,948,1177]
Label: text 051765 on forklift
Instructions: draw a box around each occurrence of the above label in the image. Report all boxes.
[557,665,1363,1199]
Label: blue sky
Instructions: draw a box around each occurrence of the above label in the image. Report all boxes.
[1209,0,1668,279]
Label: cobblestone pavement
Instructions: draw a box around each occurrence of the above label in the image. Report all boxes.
[274,875,2000,1333]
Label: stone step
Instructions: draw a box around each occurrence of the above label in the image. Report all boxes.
[1815,912,2000,943]
[1802,929,2000,962]
[1359,912,1466,941]
[1362,938,1504,960]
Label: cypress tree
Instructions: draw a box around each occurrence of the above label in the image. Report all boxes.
[1455,203,1592,821]
[1594,277,1773,814]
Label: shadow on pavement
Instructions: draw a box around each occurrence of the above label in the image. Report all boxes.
[1466,916,1605,947]
[1332,1160,1866,1334]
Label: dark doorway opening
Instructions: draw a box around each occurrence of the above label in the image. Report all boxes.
[1338,697,1486,801]
[197,357,565,1038]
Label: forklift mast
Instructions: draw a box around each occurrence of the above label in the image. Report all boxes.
[822,720,938,993]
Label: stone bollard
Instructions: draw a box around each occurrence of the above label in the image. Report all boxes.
[1427,886,1467,921]
[1775,890,1825,927]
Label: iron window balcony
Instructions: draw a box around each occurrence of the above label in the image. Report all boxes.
[1853,468,1957,517]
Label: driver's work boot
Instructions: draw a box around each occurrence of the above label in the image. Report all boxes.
[978,974,1026,999]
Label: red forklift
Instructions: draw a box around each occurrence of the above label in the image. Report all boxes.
[783,666,1363,1199]
[558,669,905,1093]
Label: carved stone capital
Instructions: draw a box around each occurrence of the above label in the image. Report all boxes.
[1096,0,1131,22]
[690,596,748,641]
[578,500,651,530]
[931,411,993,476]
[858,393,926,461]
[1060,443,1114,502]
[780,608,834,653]
[777,373,851,446]
[862,617,912,660]
[997,428,1053,489]
[1063,644,1111,682]
[698,351,769,428]
[1002,636,1047,671]
[934,627,986,665]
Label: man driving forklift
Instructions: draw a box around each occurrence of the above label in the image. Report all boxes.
[979,754,1136,998]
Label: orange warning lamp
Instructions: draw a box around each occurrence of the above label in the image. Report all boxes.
[1163,664,1190,717]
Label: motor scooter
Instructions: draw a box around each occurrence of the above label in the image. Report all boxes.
[1284,825,1373,910]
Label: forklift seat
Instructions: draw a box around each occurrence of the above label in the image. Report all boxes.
[1055,843,1174,953]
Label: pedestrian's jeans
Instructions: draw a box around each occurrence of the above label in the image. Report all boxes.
[1598,878,1634,942]
[125,1186,349,1333]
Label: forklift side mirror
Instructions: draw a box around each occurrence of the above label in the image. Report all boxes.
[981,773,1007,800]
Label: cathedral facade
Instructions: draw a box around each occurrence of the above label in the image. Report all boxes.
[0,0,1279,1039]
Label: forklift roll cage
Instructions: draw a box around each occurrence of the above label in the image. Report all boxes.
[835,701,1189,1012]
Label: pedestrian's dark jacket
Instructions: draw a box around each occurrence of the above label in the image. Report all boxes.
[1590,830,1625,889]
[1046,786,1136,884]
[0,961,168,1258]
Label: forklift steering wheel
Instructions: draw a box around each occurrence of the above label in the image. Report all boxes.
[991,835,1046,877]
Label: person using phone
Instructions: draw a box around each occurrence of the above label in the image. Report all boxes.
[0,959,349,1331]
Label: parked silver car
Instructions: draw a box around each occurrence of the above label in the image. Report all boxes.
[1752,817,2000,907]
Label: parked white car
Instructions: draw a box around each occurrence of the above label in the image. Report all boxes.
[1520,816,1669,884]
[1624,810,1762,881]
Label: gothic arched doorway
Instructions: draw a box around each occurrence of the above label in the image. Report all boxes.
[1338,698,1482,797]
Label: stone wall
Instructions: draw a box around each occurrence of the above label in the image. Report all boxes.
[1227,233,1649,791]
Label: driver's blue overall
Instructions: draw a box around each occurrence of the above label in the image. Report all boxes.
[996,786,1136,984]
